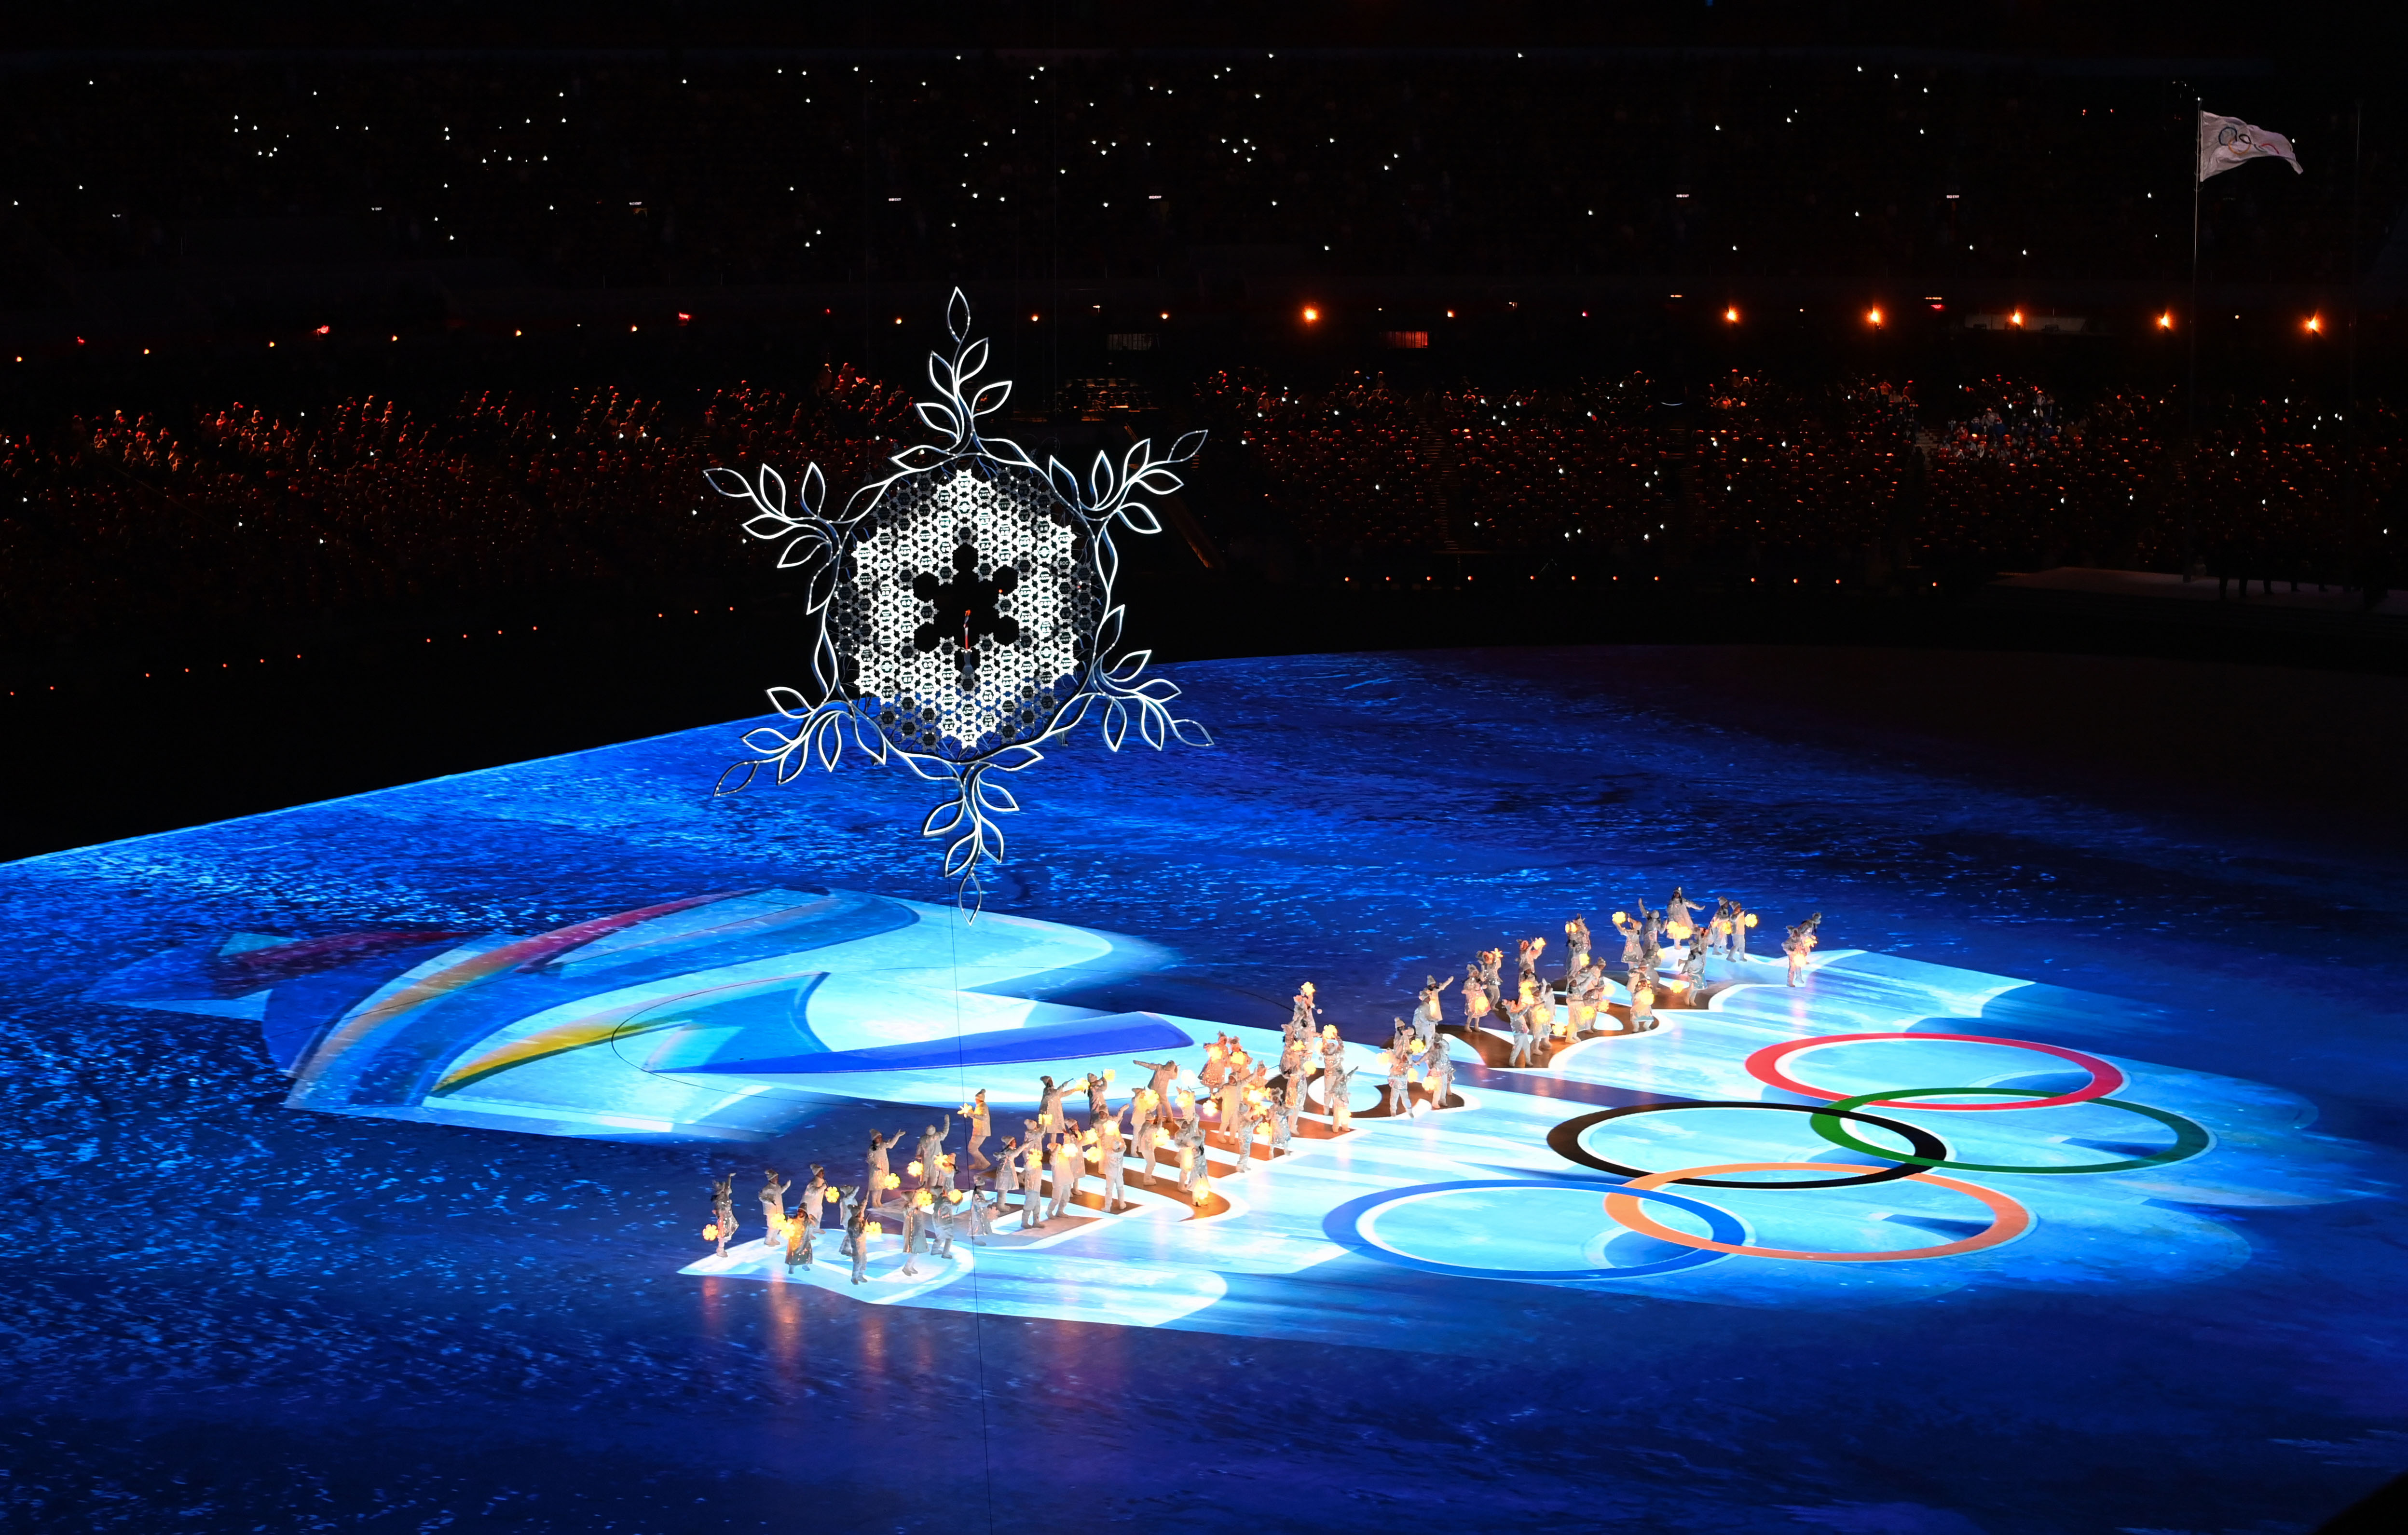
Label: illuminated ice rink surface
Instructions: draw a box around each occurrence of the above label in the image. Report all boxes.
[8,649,2407,1533]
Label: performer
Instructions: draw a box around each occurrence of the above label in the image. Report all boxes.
[1412,977,1444,1044]
[912,1117,952,1193]
[1229,1085,1264,1161]
[1784,924,1812,986]
[1384,1020,1415,1113]
[1133,1056,1182,1112]
[1679,933,1710,997]
[1095,1107,1128,1210]
[1613,909,1645,968]
[1461,962,1493,1038]
[1019,1135,1048,1231]
[1628,955,1659,1030]
[864,1129,903,1209]
[1319,1022,1346,1081]
[1563,914,1592,983]
[964,1089,993,1169]
[993,1135,1023,1215]
[1516,936,1548,995]
[1324,1055,1356,1134]
[710,1174,738,1259]
[1048,1135,1082,1222]
[1502,987,1534,1067]
[801,1165,831,1235]
[1705,900,1734,964]
[757,1169,793,1239]
[968,1186,996,1246]
[1174,1108,1208,1194]
[1732,902,1756,960]
[1288,981,1321,1036]
[1478,947,1505,1019]
[1201,1037,1231,1092]
[1424,1034,1456,1109]
[1082,1071,1113,1129]
[843,1187,870,1285]
[1564,963,1597,1034]
[784,1197,814,1272]
[932,1190,959,1260]
[1801,912,1825,950]
[900,1192,926,1278]
[1217,1051,1252,1135]
[1130,1092,1164,1185]
[1528,975,1559,1053]
[1664,886,1702,942]
[1036,1076,1068,1139]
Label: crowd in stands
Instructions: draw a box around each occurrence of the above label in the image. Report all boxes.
[0,53,2381,297]
[1194,369,2401,583]
[2,364,2396,659]
[0,367,911,649]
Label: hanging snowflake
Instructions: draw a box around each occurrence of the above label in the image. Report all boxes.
[706,288,1210,908]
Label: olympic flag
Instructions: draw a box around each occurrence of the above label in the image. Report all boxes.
[2198,112,2301,182]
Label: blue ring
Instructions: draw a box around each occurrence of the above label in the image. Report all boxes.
[1320,1178,1743,1281]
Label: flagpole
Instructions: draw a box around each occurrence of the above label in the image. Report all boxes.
[2186,95,2202,573]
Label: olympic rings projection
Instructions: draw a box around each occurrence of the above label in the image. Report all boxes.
[1604,1163,2034,1262]
[1547,1101,1953,1190]
[1322,1179,1746,1281]
[1810,1088,2214,1175]
[1746,1031,2127,1111]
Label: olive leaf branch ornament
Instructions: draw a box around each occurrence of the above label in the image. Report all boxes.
[705,288,1209,910]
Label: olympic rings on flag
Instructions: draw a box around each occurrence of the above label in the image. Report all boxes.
[1548,1101,1952,1190]
[1746,1032,2126,1111]
[1603,1162,2033,1263]
[1809,1088,2213,1174]
[1322,1179,1745,1280]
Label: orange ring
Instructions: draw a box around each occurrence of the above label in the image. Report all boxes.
[1603,1161,2031,1263]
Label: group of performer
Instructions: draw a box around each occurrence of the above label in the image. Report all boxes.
[703,978,1471,1285]
[1454,892,1823,1062]
[702,893,1826,1284]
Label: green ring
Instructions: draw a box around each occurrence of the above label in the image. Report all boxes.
[1808,1088,2212,1175]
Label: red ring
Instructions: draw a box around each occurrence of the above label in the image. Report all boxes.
[1745,1032,2125,1111]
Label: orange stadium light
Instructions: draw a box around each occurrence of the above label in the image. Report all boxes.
[1865,306,1884,328]
[2158,311,2175,330]
[2008,310,2025,328]
[1302,306,1320,323]
[1724,306,1740,324]
[2305,313,2323,334]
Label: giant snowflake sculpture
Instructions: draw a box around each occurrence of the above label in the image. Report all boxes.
[707,289,1209,908]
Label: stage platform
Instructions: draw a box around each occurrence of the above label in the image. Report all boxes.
[6,647,2406,1533]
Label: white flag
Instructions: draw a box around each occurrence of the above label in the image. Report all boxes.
[2199,112,2302,182]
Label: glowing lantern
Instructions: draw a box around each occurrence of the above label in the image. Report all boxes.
[1323,1024,1339,1038]
[1081,1128,1098,1146]
[1191,1178,1213,1208]
[1302,306,1320,323]
[1724,306,1740,324]
[1666,921,1693,940]
[906,1159,924,1179]
[949,1189,966,1204]
[2009,310,2025,327]
[2157,312,2175,330]
[884,1173,902,1191]
[1103,1069,1117,1083]
[1666,978,1690,994]
[701,1223,720,1242]
[1230,1050,1249,1070]
[1407,1067,1423,1084]
[1867,307,1884,327]
[1743,912,1759,927]
[958,1102,973,1116]
[1137,1087,1159,1110]
[2306,314,2324,334]
[913,1188,932,1209]
[1611,910,1628,924]
[1408,1038,1427,1057]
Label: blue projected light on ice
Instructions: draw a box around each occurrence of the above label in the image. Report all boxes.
[89,897,2382,1341]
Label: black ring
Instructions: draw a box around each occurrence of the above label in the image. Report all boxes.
[1547,1101,1952,1189]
